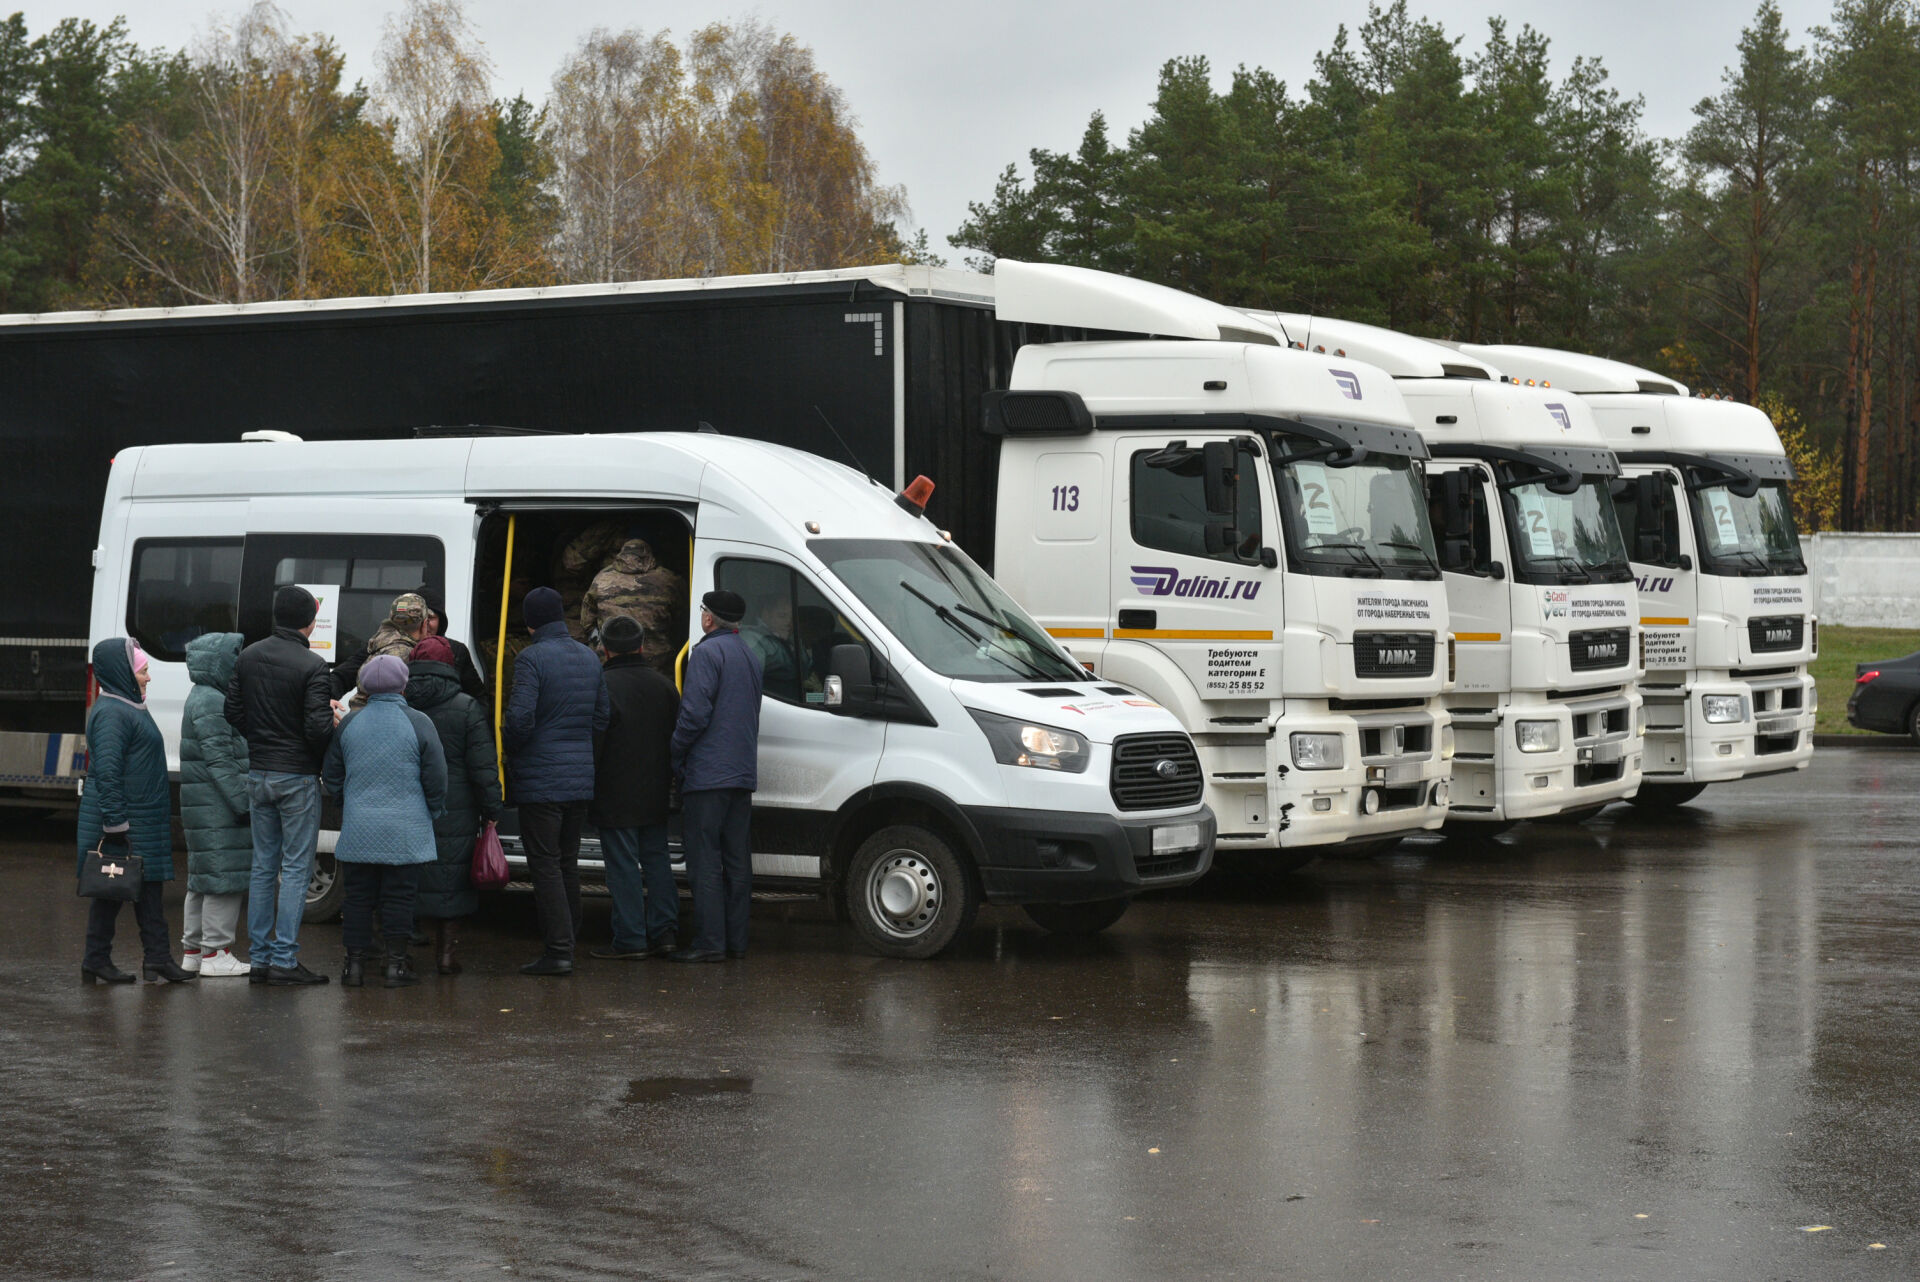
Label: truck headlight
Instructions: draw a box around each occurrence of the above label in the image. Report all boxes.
[1516,720,1560,754]
[1291,733,1345,770]
[1701,694,1747,724]
[1440,723,1456,761]
[968,709,1091,772]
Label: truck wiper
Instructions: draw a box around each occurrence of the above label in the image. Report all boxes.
[1535,554,1591,583]
[899,580,1049,678]
[1377,539,1441,577]
[1308,541,1383,577]
[1718,547,1771,575]
[1594,558,1635,582]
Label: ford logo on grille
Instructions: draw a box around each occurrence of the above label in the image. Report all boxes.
[1154,759,1179,780]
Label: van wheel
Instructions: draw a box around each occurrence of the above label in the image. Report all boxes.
[303,850,345,923]
[844,825,978,959]
[1627,782,1707,809]
[1023,897,1130,936]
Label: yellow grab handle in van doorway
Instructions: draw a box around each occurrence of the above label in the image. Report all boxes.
[674,640,690,693]
[492,514,516,800]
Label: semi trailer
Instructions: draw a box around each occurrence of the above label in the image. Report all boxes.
[1451,345,1815,804]
[1244,314,1645,827]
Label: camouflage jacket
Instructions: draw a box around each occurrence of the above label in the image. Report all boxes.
[582,539,689,677]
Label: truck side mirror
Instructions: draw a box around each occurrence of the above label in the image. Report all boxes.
[1488,560,1506,581]
[1678,553,1693,572]
[1201,440,1238,517]
[825,643,877,713]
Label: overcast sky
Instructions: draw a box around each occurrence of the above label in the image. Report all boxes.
[31,0,1835,257]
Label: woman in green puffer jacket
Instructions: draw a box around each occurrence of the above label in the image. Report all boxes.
[179,632,252,977]
[78,638,191,984]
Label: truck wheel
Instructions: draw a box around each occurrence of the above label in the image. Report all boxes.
[1023,897,1130,936]
[844,825,979,959]
[1627,782,1708,809]
[303,849,346,923]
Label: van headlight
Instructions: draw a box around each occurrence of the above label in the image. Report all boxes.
[1516,720,1560,754]
[968,709,1090,772]
[1702,694,1747,724]
[1290,733,1345,770]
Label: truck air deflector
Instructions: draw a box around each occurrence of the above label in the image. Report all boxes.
[993,260,1279,345]
[1430,442,1621,491]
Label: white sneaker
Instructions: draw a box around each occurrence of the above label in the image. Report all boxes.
[199,949,250,978]
[181,948,203,973]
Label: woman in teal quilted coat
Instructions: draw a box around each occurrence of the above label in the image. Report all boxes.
[78,638,193,984]
[322,654,447,988]
[178,632,252,977]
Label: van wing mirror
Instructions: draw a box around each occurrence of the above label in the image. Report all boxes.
[1201,440,1238,517]
[825,643,877,713]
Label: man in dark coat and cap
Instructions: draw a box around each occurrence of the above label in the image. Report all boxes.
[669,589,762,963]
[588,615,682,959]
[503,586,610,976]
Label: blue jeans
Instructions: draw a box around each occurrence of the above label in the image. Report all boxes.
[246,771,321,969]
[601,824,677,950]
[682,789,752,954]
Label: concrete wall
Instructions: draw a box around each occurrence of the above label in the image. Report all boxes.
[1806,533,1920,628]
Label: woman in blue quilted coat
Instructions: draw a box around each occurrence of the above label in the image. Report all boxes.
[322,654,447,988]
[78,638,193,984]
[178,632,252,977]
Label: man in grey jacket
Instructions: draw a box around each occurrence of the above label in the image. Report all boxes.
[669,590,762,962]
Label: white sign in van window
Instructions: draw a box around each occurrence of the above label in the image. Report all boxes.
[1516,495,1557,557]
[301,583,342,659]
[1293,462,1339,535]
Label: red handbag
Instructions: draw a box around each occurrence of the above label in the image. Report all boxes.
[471,821,509,890]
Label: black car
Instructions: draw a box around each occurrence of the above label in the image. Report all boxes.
[1847,651,1920,742]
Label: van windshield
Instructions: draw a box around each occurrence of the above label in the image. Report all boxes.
[809,539,1087,683]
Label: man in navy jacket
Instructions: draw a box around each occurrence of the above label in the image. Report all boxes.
[503,587,610,976]
[669,590,762,962]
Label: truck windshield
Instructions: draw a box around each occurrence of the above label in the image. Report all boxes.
[1692,478,1806,576]
[1500,477,1634,585]
[809,538,1088,683]
[1271,448,1440,580]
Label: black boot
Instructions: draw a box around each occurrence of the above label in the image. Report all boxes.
[341,950,367,988]
[143,959,197,983]
[435,918,462,975]
[81,961,135,984]
[383,935,418,988]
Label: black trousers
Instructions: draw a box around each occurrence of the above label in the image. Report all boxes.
[341,863,422,953]
[683,788,753,954]
[84,879,171,969]
[520,801,586,958]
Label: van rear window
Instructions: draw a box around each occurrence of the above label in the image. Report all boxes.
[126,539,243,662]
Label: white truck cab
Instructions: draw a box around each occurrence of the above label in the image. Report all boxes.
[1453,345,1816,803]
[986,263,1453,860]
[89,430,1216,956]
[1255,315,1645,827]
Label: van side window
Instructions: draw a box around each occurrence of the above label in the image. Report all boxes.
[1130,447,1263,563]
[715,558,867,708]
[238,535,444,663]
[126,538,243,661]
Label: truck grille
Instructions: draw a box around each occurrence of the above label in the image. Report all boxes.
[1352,632,1435,679]
[1748,615,1804,653]
[1109,734,1203,811]
[1569,628,1632,671]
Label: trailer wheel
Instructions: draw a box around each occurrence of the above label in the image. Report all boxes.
[1022,897,1130,936]
[303,849,345,923]
[844,825,979,959]
[1627,782,1708,809]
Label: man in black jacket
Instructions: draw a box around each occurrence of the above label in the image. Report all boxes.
[589,616,682,960]
[224,586,338,986]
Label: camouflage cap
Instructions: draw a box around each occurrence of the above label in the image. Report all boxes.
[388,592,428,625]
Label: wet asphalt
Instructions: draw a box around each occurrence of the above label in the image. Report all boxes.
[3,747,1918,1281]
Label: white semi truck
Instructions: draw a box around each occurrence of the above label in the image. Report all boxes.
[1239,314,1645,827]
[988,263,1454,859]
[1452,345,1815,804]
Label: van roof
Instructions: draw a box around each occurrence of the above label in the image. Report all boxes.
[121,431,938,544]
